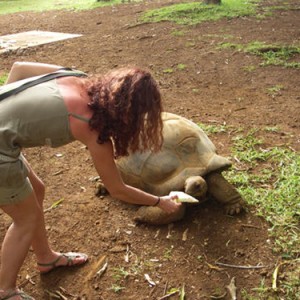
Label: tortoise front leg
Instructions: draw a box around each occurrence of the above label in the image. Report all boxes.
[134,205,186,225]
[206,172,245,215]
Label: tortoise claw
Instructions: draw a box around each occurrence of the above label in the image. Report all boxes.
[224,202,243,215]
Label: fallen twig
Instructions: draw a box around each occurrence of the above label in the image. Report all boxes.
[55,290,68,300]
[215,262,266,269]
[272,258,300,290]
[96,260,108,277]
[53,170,64,176]
[158,290,179,300]
[44,198,64,213]
[163,281,168,295]
[226,277,237,300]
[206,262,224,271]
[210,291,227,299]
[182,228,188,241]
[19,274,38,288]
[166,223,173,239]
[59,286,76,297]
[144,273,156,286]
[180,284,185,300]
[124,244,130,262]
[124,22,151,29]
[241,224,261,229]
[45,290,61,299]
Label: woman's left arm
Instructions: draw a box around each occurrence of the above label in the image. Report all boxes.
[5,61,64,84]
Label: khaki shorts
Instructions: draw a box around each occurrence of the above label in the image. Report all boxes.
[0,154,33,205]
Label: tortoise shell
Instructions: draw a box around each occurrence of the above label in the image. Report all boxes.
[117,112,231,196]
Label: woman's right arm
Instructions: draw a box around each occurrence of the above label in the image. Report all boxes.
[5,61,64,84]
[84,136,181,214]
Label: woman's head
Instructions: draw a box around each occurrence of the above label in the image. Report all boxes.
[86,67,163,157]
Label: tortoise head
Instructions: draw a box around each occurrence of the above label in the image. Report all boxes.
[184,176,207,200]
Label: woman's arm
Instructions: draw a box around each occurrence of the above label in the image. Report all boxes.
[86,138,180,213]
[5,61,64,84]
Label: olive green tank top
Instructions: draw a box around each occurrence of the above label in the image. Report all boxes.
[0,77,88,160]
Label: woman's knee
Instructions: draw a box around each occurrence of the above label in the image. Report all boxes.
[2,194,42,231]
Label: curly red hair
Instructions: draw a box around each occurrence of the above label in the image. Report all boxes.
[85,67,163,157]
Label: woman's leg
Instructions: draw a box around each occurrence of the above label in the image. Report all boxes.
[23,158,88,272]
[0,192,40,292]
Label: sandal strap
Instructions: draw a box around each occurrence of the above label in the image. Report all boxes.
[0,289,34,300]
[37,254,63,267]
[64,253,81,266]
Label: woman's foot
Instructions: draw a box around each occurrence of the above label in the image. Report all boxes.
[37,252,88,274]
[0,288,34,300]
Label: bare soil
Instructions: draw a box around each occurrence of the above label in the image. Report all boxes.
[0,0,299,299]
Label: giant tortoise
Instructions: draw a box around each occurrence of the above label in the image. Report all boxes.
[112,112,245,225]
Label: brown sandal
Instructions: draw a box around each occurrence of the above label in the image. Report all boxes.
[37,252,88,274]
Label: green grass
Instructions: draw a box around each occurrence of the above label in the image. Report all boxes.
[171,30,186,37]
[142,0,258,25]
[197,123,299,299]
[177,63,186,70]
[162,68,174,74]
[198,122,229,135]
[228,132,299,298]
[267,84,284,97]
[0,74,8,85]
[109,284,125,293]
[220,41,300,68]
[242,65,256,72]
[0,0,123,15]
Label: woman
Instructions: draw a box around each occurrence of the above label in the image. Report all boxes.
[0,62,181,300]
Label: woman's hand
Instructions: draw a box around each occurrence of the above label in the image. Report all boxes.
[157,195,181,213]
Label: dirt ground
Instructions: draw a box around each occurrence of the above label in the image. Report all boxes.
[0,0,299,299]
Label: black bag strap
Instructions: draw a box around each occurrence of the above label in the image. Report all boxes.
[0,69,87,101]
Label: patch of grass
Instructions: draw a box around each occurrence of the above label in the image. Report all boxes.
[259,46,300,68]
[223,128,300,299]
[185,41,196,47]
[141,0,258,25]
[267,84,284,97]
[0,0,123,15]
[162,68,174,74]
[109,284,125,293]
[242,65,256,72]
[112,267,130,281]
[219,41,300,68]
[0,74,8,85]
[264,4,297,12]
[227,129,299,257]
[171,30,186,37]
[198,122,229,135]
[163,245,174,260]
[264,126,280,133]
[177,64,186,70]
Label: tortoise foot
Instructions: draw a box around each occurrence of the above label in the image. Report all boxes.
[134,205,186,225]
[206,172,245,215]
